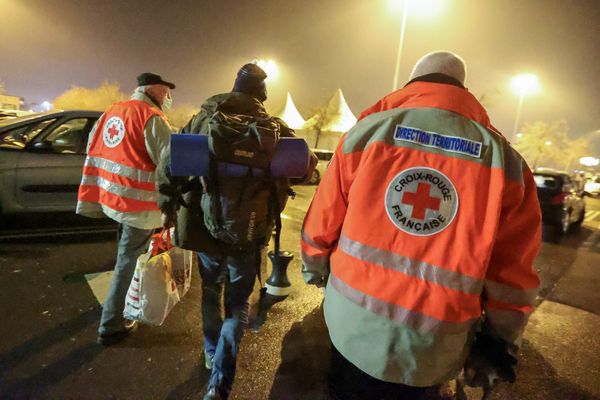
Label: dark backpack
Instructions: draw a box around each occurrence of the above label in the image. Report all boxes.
[201,110,291,247]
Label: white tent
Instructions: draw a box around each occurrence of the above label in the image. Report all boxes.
[304,88,357,133]
[275,92,306,129]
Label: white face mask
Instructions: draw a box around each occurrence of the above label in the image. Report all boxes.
[162,94,173,111]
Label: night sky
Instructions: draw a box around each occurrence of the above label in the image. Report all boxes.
[1,0,599,152]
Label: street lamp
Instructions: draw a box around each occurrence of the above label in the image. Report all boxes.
[389,0,444,91]
[510,73,540,141]
[580,157,599,167]
[255,59,280,81]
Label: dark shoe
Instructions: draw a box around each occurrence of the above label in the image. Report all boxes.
[97,320,138,346]
[204,386,229,400]
[203,387,223,400]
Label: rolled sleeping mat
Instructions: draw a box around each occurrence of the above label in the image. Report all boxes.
[169,134,210,177]
[170,134,309,178]
[270,137,309,178]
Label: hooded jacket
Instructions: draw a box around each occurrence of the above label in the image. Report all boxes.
[300,78,541,386]
[156,92,317,251]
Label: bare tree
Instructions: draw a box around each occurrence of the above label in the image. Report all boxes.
[53,81,126,111]
[165,104,199,131]
[304,105,328,148]
[563,137,591,172]
[514,120,589,172]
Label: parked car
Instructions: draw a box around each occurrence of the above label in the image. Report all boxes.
[584,176,600,197]
[0,109,33,120]
[308,149,334,185]
[0,110,101,217]
[533,169,586,240]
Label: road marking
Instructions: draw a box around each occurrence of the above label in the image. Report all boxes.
[0,226,116,240]
[85,271,113,305]
[281,213,301,222]
[585,210,600,222]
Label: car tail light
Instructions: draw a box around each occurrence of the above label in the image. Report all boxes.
[551,192,569,204]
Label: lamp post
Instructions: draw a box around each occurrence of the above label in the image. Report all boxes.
[389,0,444,91]
[510,73,540,141]
[391,0,410,91]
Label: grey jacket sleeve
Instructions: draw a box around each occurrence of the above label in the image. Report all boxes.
[144,115,173,166]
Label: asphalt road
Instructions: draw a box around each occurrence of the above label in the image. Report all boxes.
[0,188,599,399]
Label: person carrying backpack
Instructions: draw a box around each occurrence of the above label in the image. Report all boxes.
[157,63,316,400]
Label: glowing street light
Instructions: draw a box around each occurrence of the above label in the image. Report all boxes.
[510,73,540,141]
[388,0,445,91]
[41,100,52,111]
[255,59,280,81]
[544,140,552,146]
[580,157,599,167]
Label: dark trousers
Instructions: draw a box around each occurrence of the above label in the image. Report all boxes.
[199,244,261,398]
[328,344,444,400]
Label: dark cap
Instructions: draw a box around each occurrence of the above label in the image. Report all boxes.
[136,72,176,89]
[232,63,267,102]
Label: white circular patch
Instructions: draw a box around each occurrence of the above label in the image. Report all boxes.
[384,167,458,236]
[102,116,126,148]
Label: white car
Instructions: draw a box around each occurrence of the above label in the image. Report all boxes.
[307,149,334,185]
[0,110,102,217]
[584,176,600,197]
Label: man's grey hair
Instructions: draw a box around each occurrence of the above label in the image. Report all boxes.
[409,51,467,85]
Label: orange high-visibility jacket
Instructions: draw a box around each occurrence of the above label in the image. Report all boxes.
[301,81,541,386]
[77,100,164,227]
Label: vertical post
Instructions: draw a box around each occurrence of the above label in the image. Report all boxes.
[512,93,525,142]
[392,0,409,92]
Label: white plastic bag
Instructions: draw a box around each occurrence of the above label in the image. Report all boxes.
[124,229,193,326]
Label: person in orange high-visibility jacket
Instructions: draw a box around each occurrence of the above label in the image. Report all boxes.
[301,52,541,400]
[77,72,175,346]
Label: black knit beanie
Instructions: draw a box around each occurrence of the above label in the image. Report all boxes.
[232,63,268,102]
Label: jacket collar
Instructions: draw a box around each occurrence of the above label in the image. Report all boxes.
[131,91,162,110]
[358,81,492,129]
[405,73,465,89]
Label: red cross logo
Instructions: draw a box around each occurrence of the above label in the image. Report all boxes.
[107,123,120,140]
[402,183,441,220]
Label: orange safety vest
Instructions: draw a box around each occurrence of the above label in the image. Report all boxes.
[77,100,163,217]
[301,81,541,386]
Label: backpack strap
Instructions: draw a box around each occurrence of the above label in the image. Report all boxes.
[177,177,200,209]
[204,159,228,259]
[208,157,224,233]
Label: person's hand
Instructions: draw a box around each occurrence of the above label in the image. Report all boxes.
[463,351,504,390]
[463,332,517,391]
[161,211,176,228]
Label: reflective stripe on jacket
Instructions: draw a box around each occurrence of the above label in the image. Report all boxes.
[301,81,541,386]
[77,100,164,228]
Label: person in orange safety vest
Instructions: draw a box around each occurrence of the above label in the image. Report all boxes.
[77,72,175,346]
[301,52,541,400]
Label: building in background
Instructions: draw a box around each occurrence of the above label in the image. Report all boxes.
[0,94,21,110]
